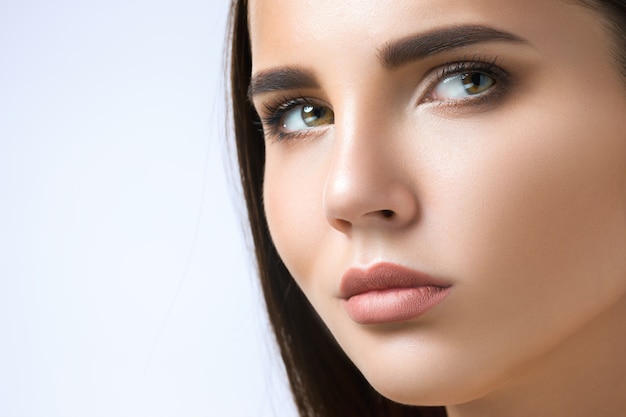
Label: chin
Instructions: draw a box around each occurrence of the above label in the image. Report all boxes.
[354,356,475,407]
[370,373,503,409]
[367,375,458,407]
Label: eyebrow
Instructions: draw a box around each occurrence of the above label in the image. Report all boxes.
[379,25,527,70]
[248,25,528,99]
[248,66,318,100]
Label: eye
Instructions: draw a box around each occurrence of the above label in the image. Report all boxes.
[280,104,334,133]
[431,71,496,100]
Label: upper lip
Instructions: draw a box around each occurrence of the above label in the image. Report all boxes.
[339,262,450,299]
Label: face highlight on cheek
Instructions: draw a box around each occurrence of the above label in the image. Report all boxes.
[249,0,626,412]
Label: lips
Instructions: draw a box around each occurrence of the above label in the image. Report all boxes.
[340,262,451,324]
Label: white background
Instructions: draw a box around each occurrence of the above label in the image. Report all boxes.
[0,1,296,416]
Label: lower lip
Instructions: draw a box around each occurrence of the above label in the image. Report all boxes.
[342,286,451,324]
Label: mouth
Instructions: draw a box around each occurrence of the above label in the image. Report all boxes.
[339,262,451,325]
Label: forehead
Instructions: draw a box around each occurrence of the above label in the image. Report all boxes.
[248,0,600,72]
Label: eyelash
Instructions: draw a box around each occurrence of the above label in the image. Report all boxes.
[258,56,510,142]
[258,95,321,142]
[425,56,510,105]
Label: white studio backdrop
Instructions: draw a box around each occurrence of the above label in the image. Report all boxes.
[0,1,296,416]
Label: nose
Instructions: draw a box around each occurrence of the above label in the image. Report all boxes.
[323,117,420,234]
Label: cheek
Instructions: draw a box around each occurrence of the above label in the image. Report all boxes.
[428,91,626,351]
[343,95,626,405]
[263,143,332,284]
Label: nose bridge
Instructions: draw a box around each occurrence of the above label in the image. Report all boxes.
[323,97,419,232]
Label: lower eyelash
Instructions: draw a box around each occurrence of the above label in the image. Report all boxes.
[259,96,322,142]
[426,55,512,107]
[257,57,510,140]
[260,96,312,127]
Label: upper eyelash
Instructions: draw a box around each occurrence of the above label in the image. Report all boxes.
[260,95,315,126]
[257,56,509,140]
[425,56,511,105]
[438,55,502,79]
[258,95,325,141]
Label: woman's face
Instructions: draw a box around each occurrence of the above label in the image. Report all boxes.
[249,0,626,406]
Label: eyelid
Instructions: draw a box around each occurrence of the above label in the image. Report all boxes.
[257,95,333,142]
[256,56,512,141]
[419,56,511,106]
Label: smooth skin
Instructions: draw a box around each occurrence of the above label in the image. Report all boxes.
[249,1,626,416]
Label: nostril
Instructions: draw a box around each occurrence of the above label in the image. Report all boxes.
[334,218,352,230]
[381,210,395,218]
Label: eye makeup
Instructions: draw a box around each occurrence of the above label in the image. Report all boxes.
[420,55,513,110]
[255,55,513,142]
[258,95,334,142]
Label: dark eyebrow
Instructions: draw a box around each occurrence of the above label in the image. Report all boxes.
[248,25,526,99]
[378,25,528,70]
[248,66,318,100]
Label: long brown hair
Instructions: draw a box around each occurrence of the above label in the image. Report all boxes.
[226,1,626,416]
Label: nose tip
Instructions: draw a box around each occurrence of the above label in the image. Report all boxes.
[322,104,421,235]
[323,172,420,234]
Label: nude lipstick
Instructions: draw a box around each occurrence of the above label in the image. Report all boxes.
[340,263,451,324]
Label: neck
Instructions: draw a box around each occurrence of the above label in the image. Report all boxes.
[446,295,626,417]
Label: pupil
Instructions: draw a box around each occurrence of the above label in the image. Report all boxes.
[303,105,325,125]
[303,105,321,119]
[461,72,494,95]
